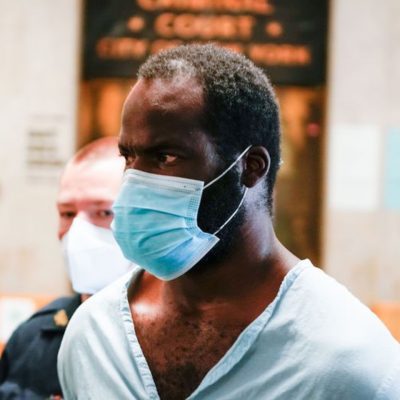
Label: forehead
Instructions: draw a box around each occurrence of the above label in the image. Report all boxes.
[121,77,206,141]
[124,77,204,120]
[57,158,124,205]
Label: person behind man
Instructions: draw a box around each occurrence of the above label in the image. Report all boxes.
[58,45,400,400]
[0,137,133,398]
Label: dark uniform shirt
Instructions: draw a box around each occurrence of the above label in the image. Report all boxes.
[0,295,81,399]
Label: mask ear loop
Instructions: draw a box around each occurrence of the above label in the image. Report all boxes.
[213,188,248,235]
[265,150,271,175]
[212,148,272,236]
[204,145,252,189]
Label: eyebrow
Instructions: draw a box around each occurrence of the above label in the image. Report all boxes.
[118,140,192,156]
[57,200,113,208]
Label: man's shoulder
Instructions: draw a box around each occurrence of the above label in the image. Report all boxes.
[2,294,80,367]
[66,270,134,332]
[290,263,396,343]
[8,295,80,339]
[279,262,400,395]
[291,262,375,317]
[30,295,80,319]
[58,271,136,388]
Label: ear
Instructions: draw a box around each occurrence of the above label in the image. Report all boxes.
[241,146,270,188]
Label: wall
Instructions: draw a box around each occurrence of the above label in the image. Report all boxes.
[324,0,400,303]
[0,0,80,294]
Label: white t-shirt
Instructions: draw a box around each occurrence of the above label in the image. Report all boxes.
[58,260,400,399]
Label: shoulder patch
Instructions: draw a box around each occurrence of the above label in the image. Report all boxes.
[53,309,69,327]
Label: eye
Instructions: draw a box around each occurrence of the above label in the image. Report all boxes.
[157,153,178,166]
[60,211,76,219]
[96,209,114,218]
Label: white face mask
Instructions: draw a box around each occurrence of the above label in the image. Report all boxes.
[62,218,134,294]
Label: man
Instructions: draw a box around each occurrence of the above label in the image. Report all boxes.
[0,137,133,398]
[58,45,400,399]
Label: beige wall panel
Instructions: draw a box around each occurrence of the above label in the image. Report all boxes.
[324,0,400,303]
[0,0,81,295]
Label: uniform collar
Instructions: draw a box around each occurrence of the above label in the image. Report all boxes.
[41,294,81,333]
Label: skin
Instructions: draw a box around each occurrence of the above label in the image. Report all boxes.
[57,155,125,301]
[119,77,299,400]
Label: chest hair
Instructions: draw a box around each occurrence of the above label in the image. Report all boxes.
[133,312,247,400]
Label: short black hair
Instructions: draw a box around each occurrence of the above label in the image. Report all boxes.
[138,44,280,214]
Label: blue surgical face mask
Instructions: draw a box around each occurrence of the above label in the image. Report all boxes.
[112,146,263,281]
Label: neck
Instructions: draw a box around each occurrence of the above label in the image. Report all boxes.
[156,213,299,313]
[80,293,91,302]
